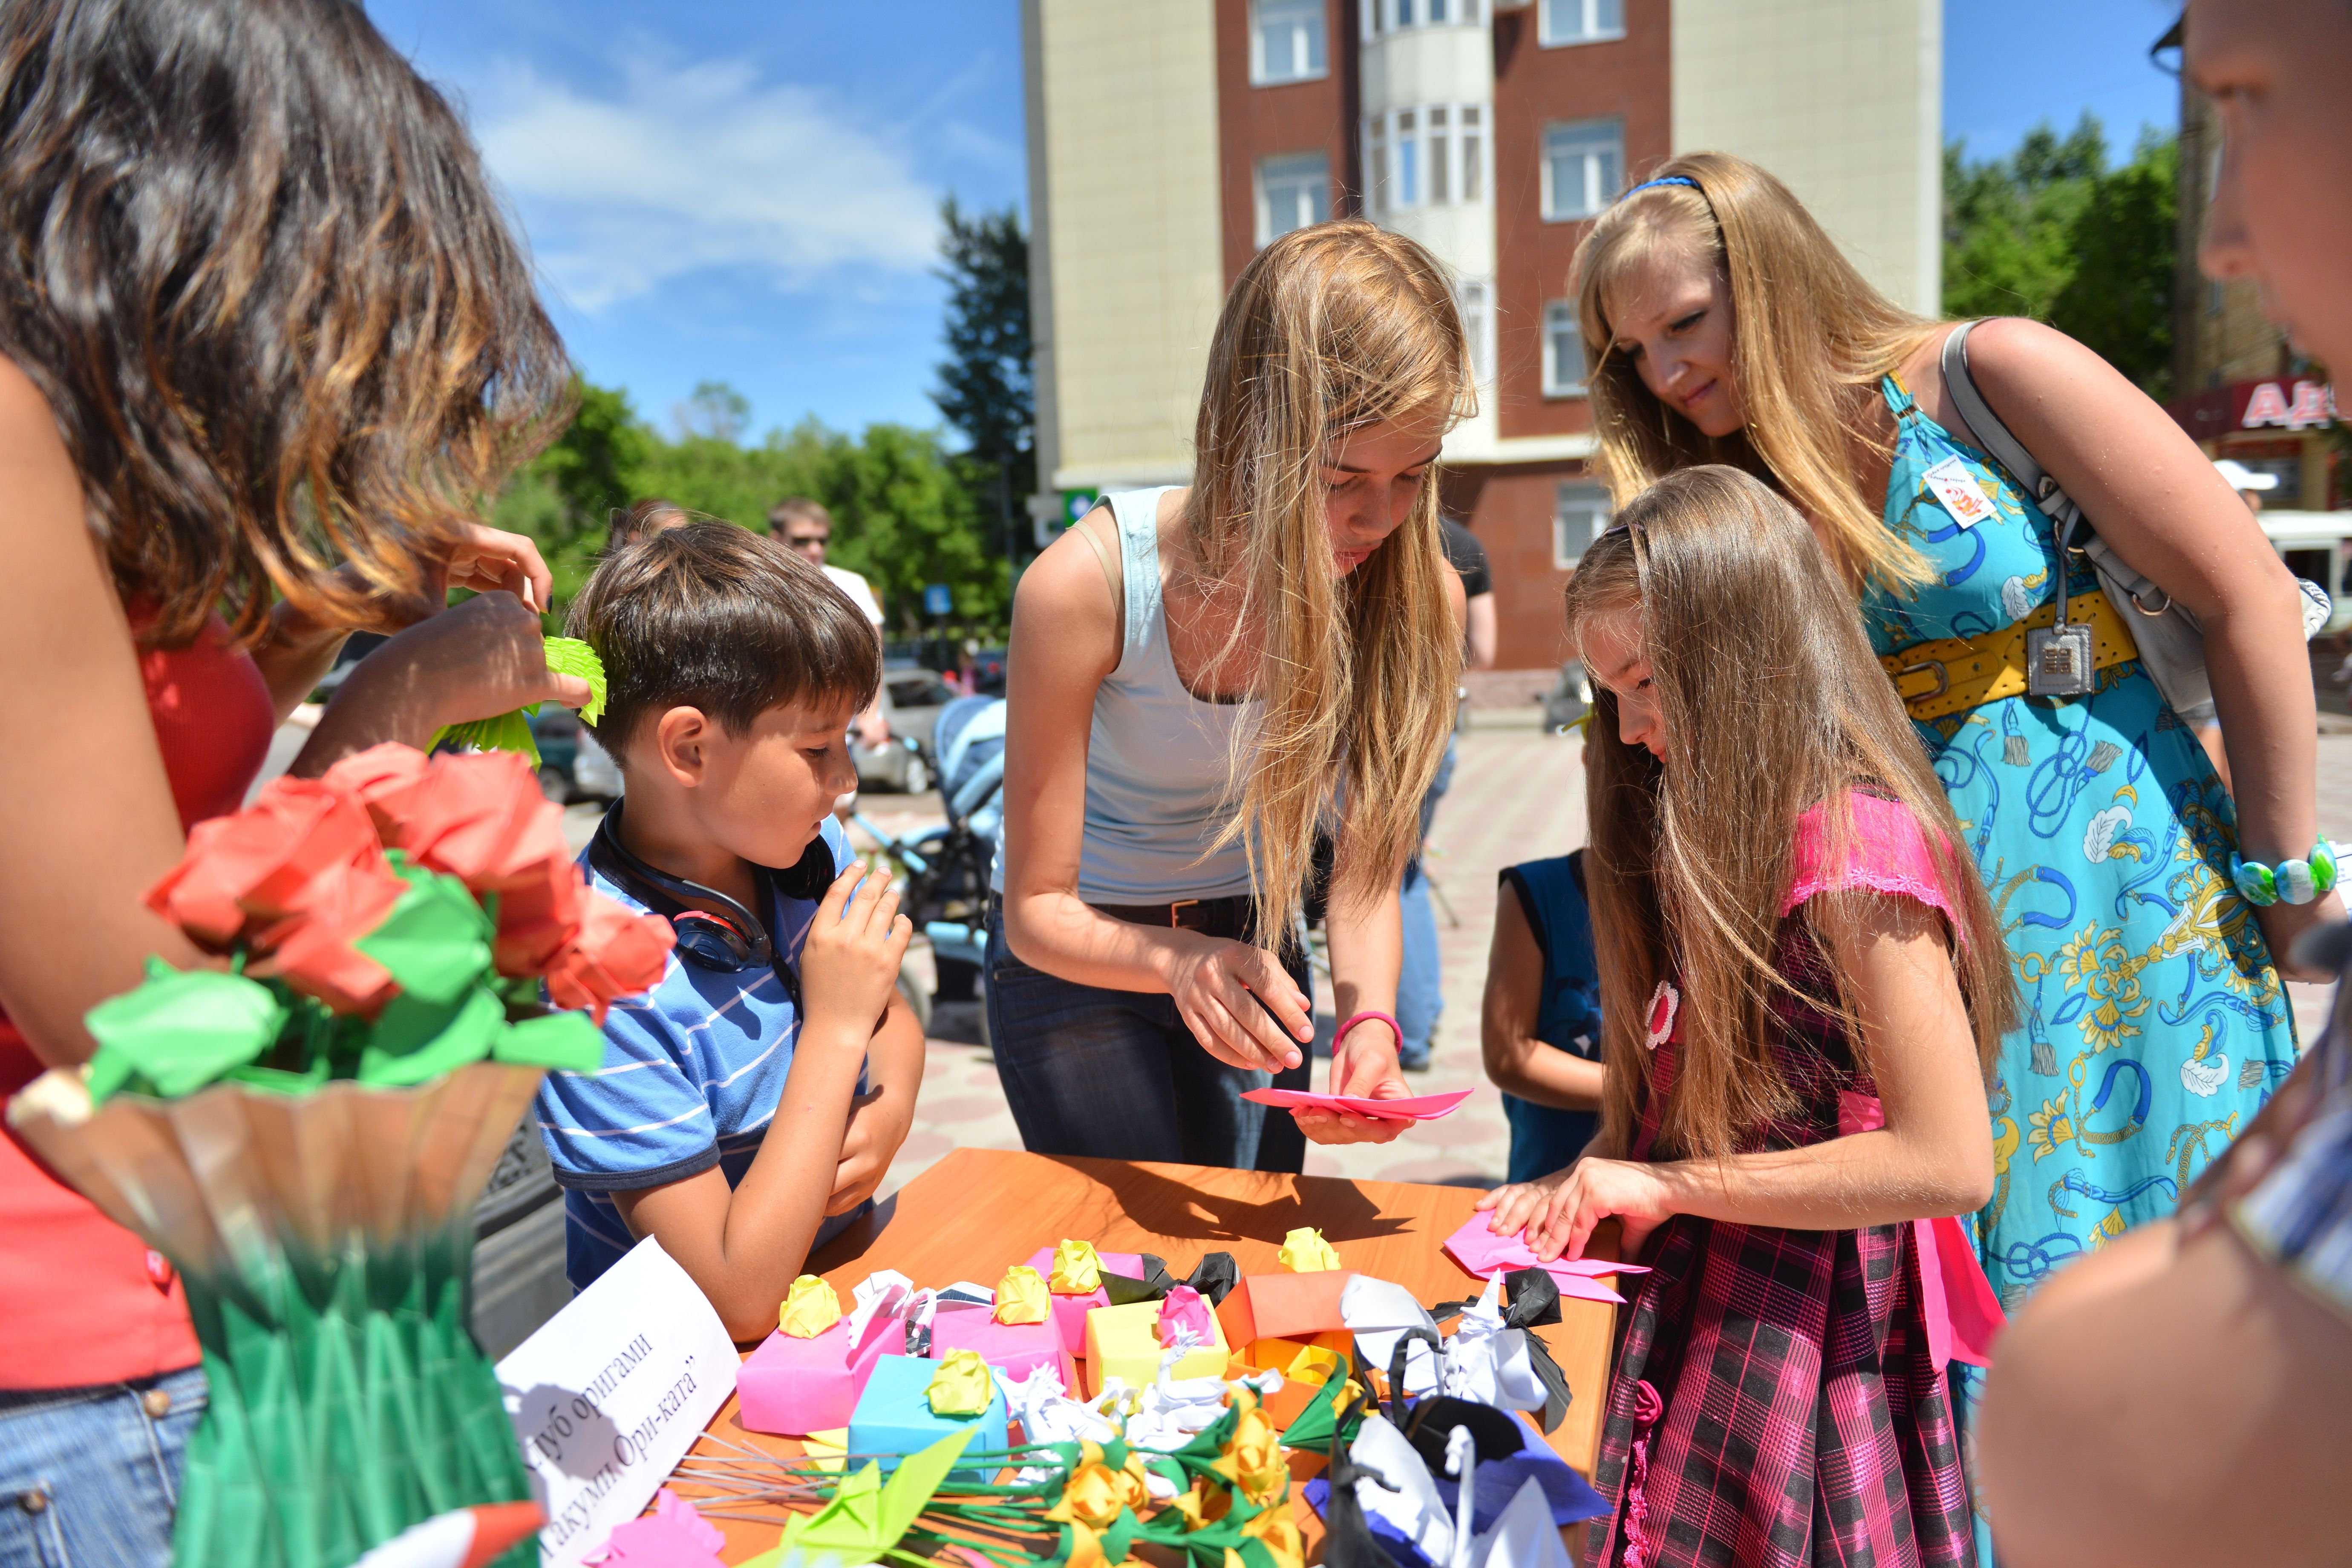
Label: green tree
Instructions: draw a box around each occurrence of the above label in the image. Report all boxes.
[1943,114,2177,398]
[931,196,1035,564]
[493,376,655,609]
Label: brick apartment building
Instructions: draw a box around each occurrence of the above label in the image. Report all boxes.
[1021,0,1942,670]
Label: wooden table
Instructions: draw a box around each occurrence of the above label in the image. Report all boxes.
[674,1147,1622,1564]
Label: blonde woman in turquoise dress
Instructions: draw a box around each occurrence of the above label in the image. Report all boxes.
[1566,152,2339,1560]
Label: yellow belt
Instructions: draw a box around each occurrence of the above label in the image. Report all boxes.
[1880,589,2139,721]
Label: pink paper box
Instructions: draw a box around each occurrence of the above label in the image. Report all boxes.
[1022,1248,1143,1359]
[737,1312,901,1436]
[929,1303,1080,1388]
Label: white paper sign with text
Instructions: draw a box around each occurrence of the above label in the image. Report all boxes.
[496,1237,737,1568]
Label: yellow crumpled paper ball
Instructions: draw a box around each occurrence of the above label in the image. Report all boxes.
[1049,1238,1103,1294]
[994,1264,1053,1325]
[780,1274,842,1338]
[1279,1226,1341,1272]
[928,1349,996,1415]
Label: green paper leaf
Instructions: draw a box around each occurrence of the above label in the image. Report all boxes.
[84,966,287,1101]
[357,985,504,1087]
[541,637,608,725]
[430,707,542,767]
[1277,1372,1359,1451]
[492,1011,603,1072]
[355,870,493,1006]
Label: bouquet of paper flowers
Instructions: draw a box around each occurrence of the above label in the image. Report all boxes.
[7,738,674,1568]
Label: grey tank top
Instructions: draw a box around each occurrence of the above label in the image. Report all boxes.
[994,486,1258,904]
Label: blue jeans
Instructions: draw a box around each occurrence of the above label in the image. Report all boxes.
[1395,735,1458,1064]
[0,1366,208,1568]
[985,910,1313,1171]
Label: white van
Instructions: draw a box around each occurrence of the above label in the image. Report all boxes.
[2262,510,2352,634]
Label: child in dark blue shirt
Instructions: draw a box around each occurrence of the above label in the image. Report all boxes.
[1480,849,1604,1184]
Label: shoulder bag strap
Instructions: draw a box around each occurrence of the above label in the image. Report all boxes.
[1939,320,2086,553]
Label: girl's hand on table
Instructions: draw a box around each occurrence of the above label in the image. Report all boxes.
[1168,934,1312,1074]
[1294,1015,1413,1146]
[1478,1157,1674,1262]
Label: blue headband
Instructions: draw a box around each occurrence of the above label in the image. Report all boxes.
[1620,176,1699,202]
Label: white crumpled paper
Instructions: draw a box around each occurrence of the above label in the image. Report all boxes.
[1441,1274,1547,1415]
[1346,1413,1456,1564]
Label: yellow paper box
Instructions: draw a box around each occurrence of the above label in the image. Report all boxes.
[1081,1298,1229,1402]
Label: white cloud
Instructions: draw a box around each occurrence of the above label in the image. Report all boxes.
[471,53,941,312]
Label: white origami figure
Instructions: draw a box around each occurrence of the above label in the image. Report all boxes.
[1468,1476,1578,1568]
[845,1270,917,1348]
[1340,1274,1441,1395]
[1441,1274,1547,1415]
[1122,1342,1281,1453]
[1345,1414,1456,1564]
[1000,1366,1125,1482]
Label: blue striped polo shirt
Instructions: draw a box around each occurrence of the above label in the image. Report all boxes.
[534,817,866,1291]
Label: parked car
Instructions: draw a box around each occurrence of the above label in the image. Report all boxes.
[526,706,620,803]
[852,668,962,793]
[1541,661,1591,736]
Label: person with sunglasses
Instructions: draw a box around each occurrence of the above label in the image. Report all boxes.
[535,524,923,1340]
[770,497,891,754]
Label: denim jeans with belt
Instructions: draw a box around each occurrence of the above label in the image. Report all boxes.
[984,909,1314,1171]
[0,1365,207,1568]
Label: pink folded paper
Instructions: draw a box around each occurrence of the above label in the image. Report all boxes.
[737,1310,901,1436]
[1441,1213,1653,1304]
[593,1489,725,1568]
[1022,1248,1144,1359]
[930,1303,1080,1389]
[1240,1087,1473,1123]
[1157,1285,1214,1348]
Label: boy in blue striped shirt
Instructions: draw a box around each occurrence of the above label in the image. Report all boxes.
[536,525,922,1337]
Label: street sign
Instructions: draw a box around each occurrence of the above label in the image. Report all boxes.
[922,582,953,617]
[1062,488,1101,525]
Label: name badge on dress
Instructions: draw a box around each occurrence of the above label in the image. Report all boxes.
[1921,456,1997,530]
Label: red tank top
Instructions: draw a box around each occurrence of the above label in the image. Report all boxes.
[0,617,274,1388]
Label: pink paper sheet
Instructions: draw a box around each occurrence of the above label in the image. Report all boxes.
[1440,1214,1654,1303]
[1239,1087,1472,1122]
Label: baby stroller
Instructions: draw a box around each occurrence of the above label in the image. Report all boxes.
[853,694,1006,1040]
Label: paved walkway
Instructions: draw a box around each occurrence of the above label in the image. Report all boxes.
[872,722,2352,1197]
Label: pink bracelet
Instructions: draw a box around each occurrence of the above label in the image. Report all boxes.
[1334,1011,1404,1055]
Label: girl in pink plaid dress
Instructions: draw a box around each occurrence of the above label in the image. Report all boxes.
[1478,467,2016,1568]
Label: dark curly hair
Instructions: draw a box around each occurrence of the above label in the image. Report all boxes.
[0,0,572,647]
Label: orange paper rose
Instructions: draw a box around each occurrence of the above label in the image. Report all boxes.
[148,777,385,947]
[543,889,675,1024]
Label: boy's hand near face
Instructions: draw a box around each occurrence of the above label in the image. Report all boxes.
[803,860,924,1217]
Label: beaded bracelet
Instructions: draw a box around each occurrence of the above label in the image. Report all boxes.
[2231,842,2340,907]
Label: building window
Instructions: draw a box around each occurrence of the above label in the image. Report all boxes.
[1256,151,1331,246]
[1252,0,1327,85]
[1543,301,1586,397]
[1363,104,1489,213]
[1363,0,1482,35]
[1556,481,1611,567]
[1542,118,1623,221]
[1458,278,1493,384]
[1540,0,1624,46]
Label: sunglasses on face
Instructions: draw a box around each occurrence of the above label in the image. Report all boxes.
[784,533,829,548]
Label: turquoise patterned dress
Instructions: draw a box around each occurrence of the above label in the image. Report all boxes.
[1864,378,2297,1538]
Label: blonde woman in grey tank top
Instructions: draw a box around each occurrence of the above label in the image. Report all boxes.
[987,222,1470,1171]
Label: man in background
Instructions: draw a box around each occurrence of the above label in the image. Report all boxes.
[1394,516,1496,1071]
[770,498,889,752]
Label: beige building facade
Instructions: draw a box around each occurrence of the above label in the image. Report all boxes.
[1025,0,1942,666]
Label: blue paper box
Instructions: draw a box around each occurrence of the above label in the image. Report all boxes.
[847,1354,1009,1478]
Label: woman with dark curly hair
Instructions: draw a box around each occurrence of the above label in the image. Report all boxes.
[0,3,583,1559]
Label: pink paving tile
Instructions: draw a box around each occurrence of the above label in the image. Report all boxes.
[917,1094,1015,1126]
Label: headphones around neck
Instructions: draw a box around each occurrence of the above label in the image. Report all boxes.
[587,797,835,977]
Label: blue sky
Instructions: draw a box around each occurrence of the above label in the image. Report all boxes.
[368,0,2186,446]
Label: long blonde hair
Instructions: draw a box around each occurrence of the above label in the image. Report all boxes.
[1188,219,1468,944]
[1571,152,1939,590]
[1564,467,2013,1163]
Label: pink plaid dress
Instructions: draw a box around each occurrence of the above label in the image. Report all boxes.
[1584,796,1984,1568]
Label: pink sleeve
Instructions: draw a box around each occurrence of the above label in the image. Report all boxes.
[1782,793,1964,931]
